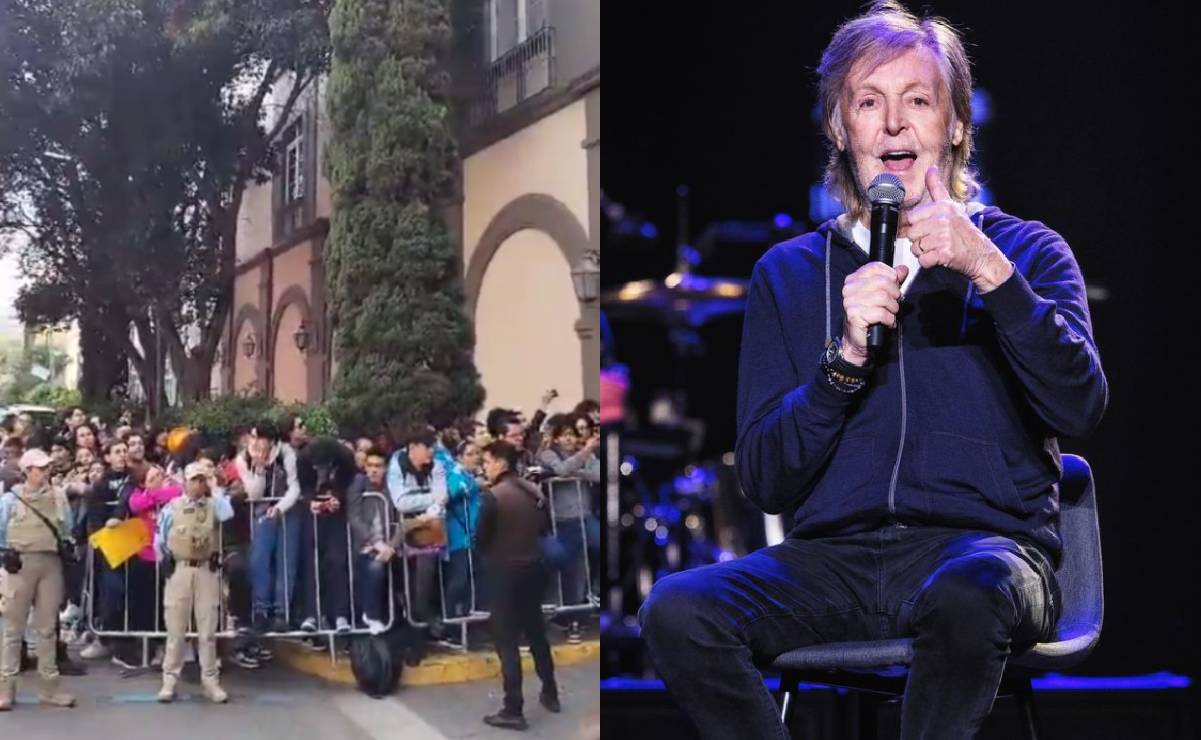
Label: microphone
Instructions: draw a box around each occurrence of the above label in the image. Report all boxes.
[866,174,905,352]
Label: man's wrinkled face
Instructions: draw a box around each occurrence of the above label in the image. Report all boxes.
[838,46,963,216]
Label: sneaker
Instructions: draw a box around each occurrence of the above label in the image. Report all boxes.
[567,622,582,645]
[232,649,261,669]
[539,691,561,714]
[299,617,318,633]
[362,614,386,636]
[151,645,165,668]
[248,643,273,663]
[335,617,351,634]
[112,653,139,671]
[157,677,177,703]
[483,711,528,731]
[60,602,81,623]
[80,641,111,660]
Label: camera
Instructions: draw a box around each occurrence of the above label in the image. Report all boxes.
[1,548,22,575]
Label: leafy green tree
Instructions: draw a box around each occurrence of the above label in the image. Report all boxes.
[323,0,483,435]
[0,0,331,411]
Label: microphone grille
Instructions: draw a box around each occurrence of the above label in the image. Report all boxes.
[867,174,905,204]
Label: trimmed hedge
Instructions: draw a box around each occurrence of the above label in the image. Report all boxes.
[178,392,338,441]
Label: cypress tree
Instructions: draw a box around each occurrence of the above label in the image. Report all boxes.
[324,0,484,434]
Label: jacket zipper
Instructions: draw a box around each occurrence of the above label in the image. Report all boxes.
[887,318,907,518]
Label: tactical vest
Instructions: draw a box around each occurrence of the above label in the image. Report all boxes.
[6,485,64,553]
[166,496,217,561]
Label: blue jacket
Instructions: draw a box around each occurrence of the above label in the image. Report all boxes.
[434,445,481,554]
[734,207,1107,564]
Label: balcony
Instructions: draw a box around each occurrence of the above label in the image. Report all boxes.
[469,26,556,126]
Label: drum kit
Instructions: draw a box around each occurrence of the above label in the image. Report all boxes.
[600,194,797,651]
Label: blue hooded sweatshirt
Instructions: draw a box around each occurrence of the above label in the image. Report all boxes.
[734,206,1107,565]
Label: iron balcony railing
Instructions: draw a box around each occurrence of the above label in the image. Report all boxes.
[469,25,556,126]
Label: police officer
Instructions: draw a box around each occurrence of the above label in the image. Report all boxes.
[156,462,234,704]
[0,448,76,710]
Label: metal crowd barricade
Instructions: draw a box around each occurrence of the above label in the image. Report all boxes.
[433,495,490,652]
[83,484,400,672]
[542,476,599,617]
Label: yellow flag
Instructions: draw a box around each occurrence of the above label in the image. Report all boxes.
[89,518,152,568]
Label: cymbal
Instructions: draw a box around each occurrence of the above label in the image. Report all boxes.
[602,272,749,326]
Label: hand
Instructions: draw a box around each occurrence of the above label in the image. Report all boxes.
[372,543,396,563]
[583,435,600,454]
[901,165,1013,292]
[325,497,340,513]
[265,505,281,520]
[104,518,120,529]
[309,499,324,515]
[541,388,558,407]
[841,262,908,365]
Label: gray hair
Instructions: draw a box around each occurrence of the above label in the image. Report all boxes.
[817,1,980,218]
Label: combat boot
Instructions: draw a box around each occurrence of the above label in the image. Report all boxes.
[201,678,228,704]
[37,677,75,707]
[157,675,177,703]
[0,677,14,710]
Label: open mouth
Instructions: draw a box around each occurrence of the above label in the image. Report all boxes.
[880,150,917,172]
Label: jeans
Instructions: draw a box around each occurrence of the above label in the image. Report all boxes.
[442,548,487,617]
[355,554,390,623]
[638,524,1061,740]
[299,510,349,624]
[551,515,599,606]
[249,502,302,621]
[490,564,557,714]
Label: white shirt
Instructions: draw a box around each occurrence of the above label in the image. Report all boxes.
[837,201,986,296]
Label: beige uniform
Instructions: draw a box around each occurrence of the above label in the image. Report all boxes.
[0,484,68,684]
[161,495,222,683]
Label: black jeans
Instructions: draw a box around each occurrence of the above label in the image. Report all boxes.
[638,524,1061,740]
[490,564,558,715]
[300,510,350,624]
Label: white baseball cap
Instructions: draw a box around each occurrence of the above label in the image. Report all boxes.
[184,462,209,481]
[19,448,52,470]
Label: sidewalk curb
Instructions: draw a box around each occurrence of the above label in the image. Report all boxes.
[277,638,599,687]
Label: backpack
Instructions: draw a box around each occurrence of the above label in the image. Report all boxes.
[349,634,402,698]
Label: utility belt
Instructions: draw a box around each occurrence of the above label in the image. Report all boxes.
[168,552,221,572]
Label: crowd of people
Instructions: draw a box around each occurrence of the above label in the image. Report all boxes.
[0,392,600,728]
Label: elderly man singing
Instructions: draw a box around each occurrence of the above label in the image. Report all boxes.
[637,2,1108,738]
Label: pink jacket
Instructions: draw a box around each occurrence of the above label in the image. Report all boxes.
[128,483,183,562]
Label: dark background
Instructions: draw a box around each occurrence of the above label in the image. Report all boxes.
[602,3,1199,679]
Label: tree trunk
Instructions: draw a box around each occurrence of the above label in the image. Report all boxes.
[176,349,215,402]
[79,306,130,408]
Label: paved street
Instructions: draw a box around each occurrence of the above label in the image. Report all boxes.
[0,654,598,739]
